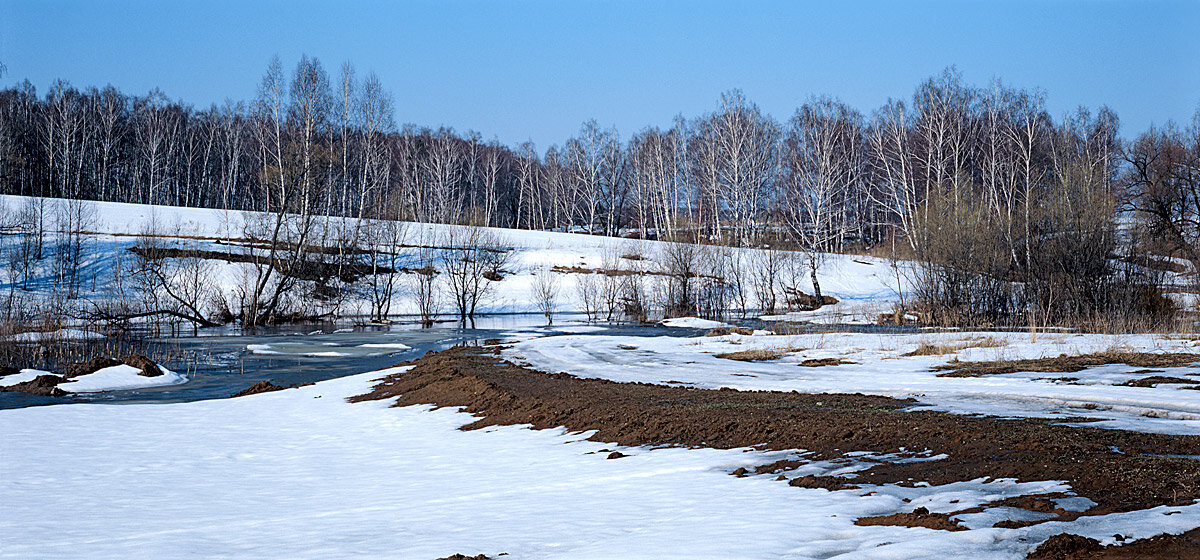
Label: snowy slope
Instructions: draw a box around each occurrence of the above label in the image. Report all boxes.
[0,195,906,319]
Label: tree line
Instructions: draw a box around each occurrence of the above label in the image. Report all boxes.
[0,56,1197,328]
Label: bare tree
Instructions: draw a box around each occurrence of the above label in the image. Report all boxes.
[531,272,560,324]
[440,227,512,324]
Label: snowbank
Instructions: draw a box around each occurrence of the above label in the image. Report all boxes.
[56,364,185,393]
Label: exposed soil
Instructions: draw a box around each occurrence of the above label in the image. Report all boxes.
[0,374,68,397]
[436,555,493,560]
[1119,375,1199,388]
[1029,528,1200,559]
[935,352,1200,377]
[798,357,856,367]
[714,348,796,361]
[855,506,967,531]
[230,380,314,398]
[787,475,859,491]
[706,327,755,336]
[61,355,161,378]
[784,289,839,311]
[1,355,165,397]
[352,346,1200,521]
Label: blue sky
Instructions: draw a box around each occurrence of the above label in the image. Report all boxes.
[2,0,1197,147]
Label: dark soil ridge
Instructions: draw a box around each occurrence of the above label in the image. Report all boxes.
[0,354,163,397]
[230,380,314,398]
[351,346,1200,519]
[855,506,966,531]
[935,352,1200,378]
[1030,528,1200,559]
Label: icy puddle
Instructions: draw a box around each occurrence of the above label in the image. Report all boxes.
[4,367,1200,559]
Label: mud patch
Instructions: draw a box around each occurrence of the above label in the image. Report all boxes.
[935,352,1200,378]
[798,358,856,367]
[0,374,68,397]
[231,380,314,398]
[855,507,966,531]
[351,347,1200,517]
[1119,376,1198,388]
[788,475,858,490]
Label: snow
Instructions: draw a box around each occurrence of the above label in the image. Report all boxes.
[57,365,186,393]
[506,330,1200,435]
[2,329,106,342]
[0,365,185,393]
[4,367,1199,559]
[0,195,907,320]
[660,316,728,329]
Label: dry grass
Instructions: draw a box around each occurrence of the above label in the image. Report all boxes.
[935,350,1200,378]
[902,336,1008,357]
[798,357,857,367]
[715,347,801,362]
[706,326,755,337]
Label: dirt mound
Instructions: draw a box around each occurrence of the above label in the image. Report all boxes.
[0,365,19,379]
[798,358,855,367]
[1029,534,1103,559]
[231,381,287,398]
[1076,527,1200,559]
[58,355,162,379]
[351,347,1200,519]
[61,357,123,378]
[784,289,839,311]
[855,506,966,531]
[1119,375,1197,388]
[0,374,68,397]
[936,352,1200,378]
[787,475,858,490]
[436,555,492,560]
[122,354,162,377]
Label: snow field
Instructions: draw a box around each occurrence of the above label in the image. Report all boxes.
[4,367,1199,559]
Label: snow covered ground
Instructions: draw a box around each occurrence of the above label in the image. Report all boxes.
[5,366,1199,560]
[506,329,1200,435]
[0,195,906,321]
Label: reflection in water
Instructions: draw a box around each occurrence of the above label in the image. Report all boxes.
[0,314,703,410]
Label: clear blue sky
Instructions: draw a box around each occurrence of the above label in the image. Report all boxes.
[2,0,1197,147]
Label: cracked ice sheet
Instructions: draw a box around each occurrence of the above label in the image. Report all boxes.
[3,367,1199,559]
[505,330,1200,435]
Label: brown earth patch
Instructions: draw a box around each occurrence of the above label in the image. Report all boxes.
[784,289,839,311]
[798,358,856,367]
[351,346,1200,519]
[788,475,859,490]
[1029,528,1200,559]
[1119,376,1199,388]
[715,348,796,361]
[706,327,755,337]
[935,352,1200,378]
[855,506,966,531]
[231,380,315,398]
[436,554,493,560]
[0,374,68,397]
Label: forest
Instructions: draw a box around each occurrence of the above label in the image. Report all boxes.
[0,55,1198,330]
